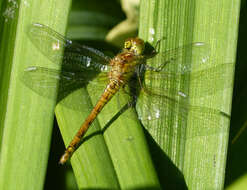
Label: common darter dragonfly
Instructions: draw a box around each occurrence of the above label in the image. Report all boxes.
[21,23,232,164]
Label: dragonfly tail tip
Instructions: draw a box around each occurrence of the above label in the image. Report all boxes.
[59,154,69,165]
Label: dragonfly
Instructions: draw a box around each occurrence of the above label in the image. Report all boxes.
[21,23,232,164]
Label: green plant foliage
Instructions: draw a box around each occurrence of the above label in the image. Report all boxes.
[0,1,71,190]
[139,0,239,189]
[55,1,160,189]
[0,0,242,189]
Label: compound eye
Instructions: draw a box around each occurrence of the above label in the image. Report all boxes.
[124,40,132,49]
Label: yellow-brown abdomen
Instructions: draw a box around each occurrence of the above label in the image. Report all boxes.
[59,80,121,164]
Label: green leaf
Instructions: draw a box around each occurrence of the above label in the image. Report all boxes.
[55,1,160,189]
[0,1,71,190]
[138,0,239,189]
[55,54,161,186]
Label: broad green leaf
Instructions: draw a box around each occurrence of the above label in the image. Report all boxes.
[0,1,71,190]
[55,0,160,189]
[138,0,239,189]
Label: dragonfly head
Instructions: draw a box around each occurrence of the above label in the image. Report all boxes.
[124,37,145,55]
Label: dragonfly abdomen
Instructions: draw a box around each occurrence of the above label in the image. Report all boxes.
[59,80,121,164]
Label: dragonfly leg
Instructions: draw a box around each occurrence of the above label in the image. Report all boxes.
[144,60,170,72]
[153,37,166,53]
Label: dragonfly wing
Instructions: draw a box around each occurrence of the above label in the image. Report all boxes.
[136,91,230,139]
[21,66,74,99]
[146,42,210,73]
[21,66,109,111]
[143,62,234,98]
[137,42,232,139]
[59,72,109,111]
[28,23,111,72]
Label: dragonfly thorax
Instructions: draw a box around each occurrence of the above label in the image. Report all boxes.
[109,51,141,86]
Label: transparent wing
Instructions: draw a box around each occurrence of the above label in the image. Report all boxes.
[28,23,111,72]
[145,42,210,73]
[21,66,109,110]
[140,42,233,99]
[136,90,230,139]
[136,43,232,139]
[23,23,112,110]
[142,63,234,99]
